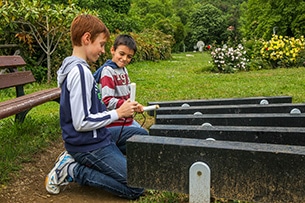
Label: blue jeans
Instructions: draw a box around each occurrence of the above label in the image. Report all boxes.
[69,142,144,200]
[107,121,148,154]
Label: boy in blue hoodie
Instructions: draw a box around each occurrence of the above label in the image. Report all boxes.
[45,14,144,200]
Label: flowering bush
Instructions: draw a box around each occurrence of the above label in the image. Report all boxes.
[210,44,249,73]
[260,35,305,68]
[241,38,270,70]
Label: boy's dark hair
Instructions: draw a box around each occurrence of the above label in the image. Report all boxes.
[113,34,137,54]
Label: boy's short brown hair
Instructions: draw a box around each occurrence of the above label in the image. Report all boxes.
[113,34,137,54]
[70,14,110,46]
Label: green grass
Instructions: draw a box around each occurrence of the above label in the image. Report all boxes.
[0,87,61,183]
[128,52,305,104]
[1,51,305,202]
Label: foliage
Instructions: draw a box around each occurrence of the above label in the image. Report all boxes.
[240,0,305,40]
[242,38,270,70]
[94,30,174,72]
[153,18,175,37]
[129,0,188,52]
[129,0,173,18]
[27,64,48,82]
[210,44,249,73]
[0,0,175,83]
[2,0,305,82]
[188,3,228,48]
[70,0,131,14]
[132,30,174,61]
[94,8,142,34]
[205,0,244,43]
[172,21,187,52]
[0,0,81,83]
[0,0,248,80]
[260,35,305,68]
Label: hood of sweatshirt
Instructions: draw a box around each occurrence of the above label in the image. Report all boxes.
[103,59,119,69]
[93,59,119,83]
[57,56,89,87]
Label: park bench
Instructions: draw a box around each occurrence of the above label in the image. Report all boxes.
[0,55,61,123]
[127,96,305,203]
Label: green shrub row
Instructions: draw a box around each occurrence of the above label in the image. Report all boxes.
[98,29,174,65]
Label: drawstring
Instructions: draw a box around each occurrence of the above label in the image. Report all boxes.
[116,118,127,145]
[115,112,146,145]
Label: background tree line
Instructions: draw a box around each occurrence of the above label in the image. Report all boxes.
[1,0,305,81]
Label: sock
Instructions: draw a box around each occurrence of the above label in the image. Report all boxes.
[67,162,77,182]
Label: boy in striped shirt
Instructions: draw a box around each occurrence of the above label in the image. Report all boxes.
[94,34,148,154]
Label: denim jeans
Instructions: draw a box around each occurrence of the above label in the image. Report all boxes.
[107,121,148,154]
[69,142,144,200]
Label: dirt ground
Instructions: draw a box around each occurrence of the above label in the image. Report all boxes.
[0,137,131,203]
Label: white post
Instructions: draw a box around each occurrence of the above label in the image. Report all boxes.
[189,161,211,203]
[130,83,136,102]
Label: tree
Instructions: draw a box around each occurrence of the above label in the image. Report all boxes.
[240,0,305,40]
[188,4,227,47]
[0,0,80,83]
[291,2,305,37]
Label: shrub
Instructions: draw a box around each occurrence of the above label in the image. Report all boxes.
[131,29,174,61]
[84,30,175,74]
[242,38,270,70]
[210,44,249,73]
[260,35,305,68]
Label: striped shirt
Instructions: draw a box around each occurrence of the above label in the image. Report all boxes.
[96,59,134,127]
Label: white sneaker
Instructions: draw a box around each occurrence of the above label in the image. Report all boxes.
[45,151,75,194]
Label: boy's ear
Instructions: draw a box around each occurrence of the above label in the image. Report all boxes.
[110,46,115,54]
[82,32,91,45]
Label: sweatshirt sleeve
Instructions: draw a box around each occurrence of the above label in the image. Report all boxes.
[67,66,119,131]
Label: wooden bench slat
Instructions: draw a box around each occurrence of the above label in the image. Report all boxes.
[0,55,61,122]
[0,71,35,89]
[0,87,61,119]
[0,55,26,68]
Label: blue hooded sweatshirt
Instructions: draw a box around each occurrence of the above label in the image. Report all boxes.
[93,59,119,83]
[57,56,119,152]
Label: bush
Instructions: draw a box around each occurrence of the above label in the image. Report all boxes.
[97,30,174,68]
[260,35,305,68]
[242,38,270,70]
[132,29,174,61]
[210,44,249,73]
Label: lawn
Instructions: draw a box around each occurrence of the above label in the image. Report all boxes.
[128,52,305,105]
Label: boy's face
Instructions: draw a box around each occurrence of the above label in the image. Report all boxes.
[86,33,108,63]
[111,45,134,68]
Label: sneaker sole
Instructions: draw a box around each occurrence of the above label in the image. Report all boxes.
[45,175,60,195]
[45,151,67,195]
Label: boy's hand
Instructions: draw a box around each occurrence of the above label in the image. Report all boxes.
[116,99,138,118]
[134,103,144,113]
